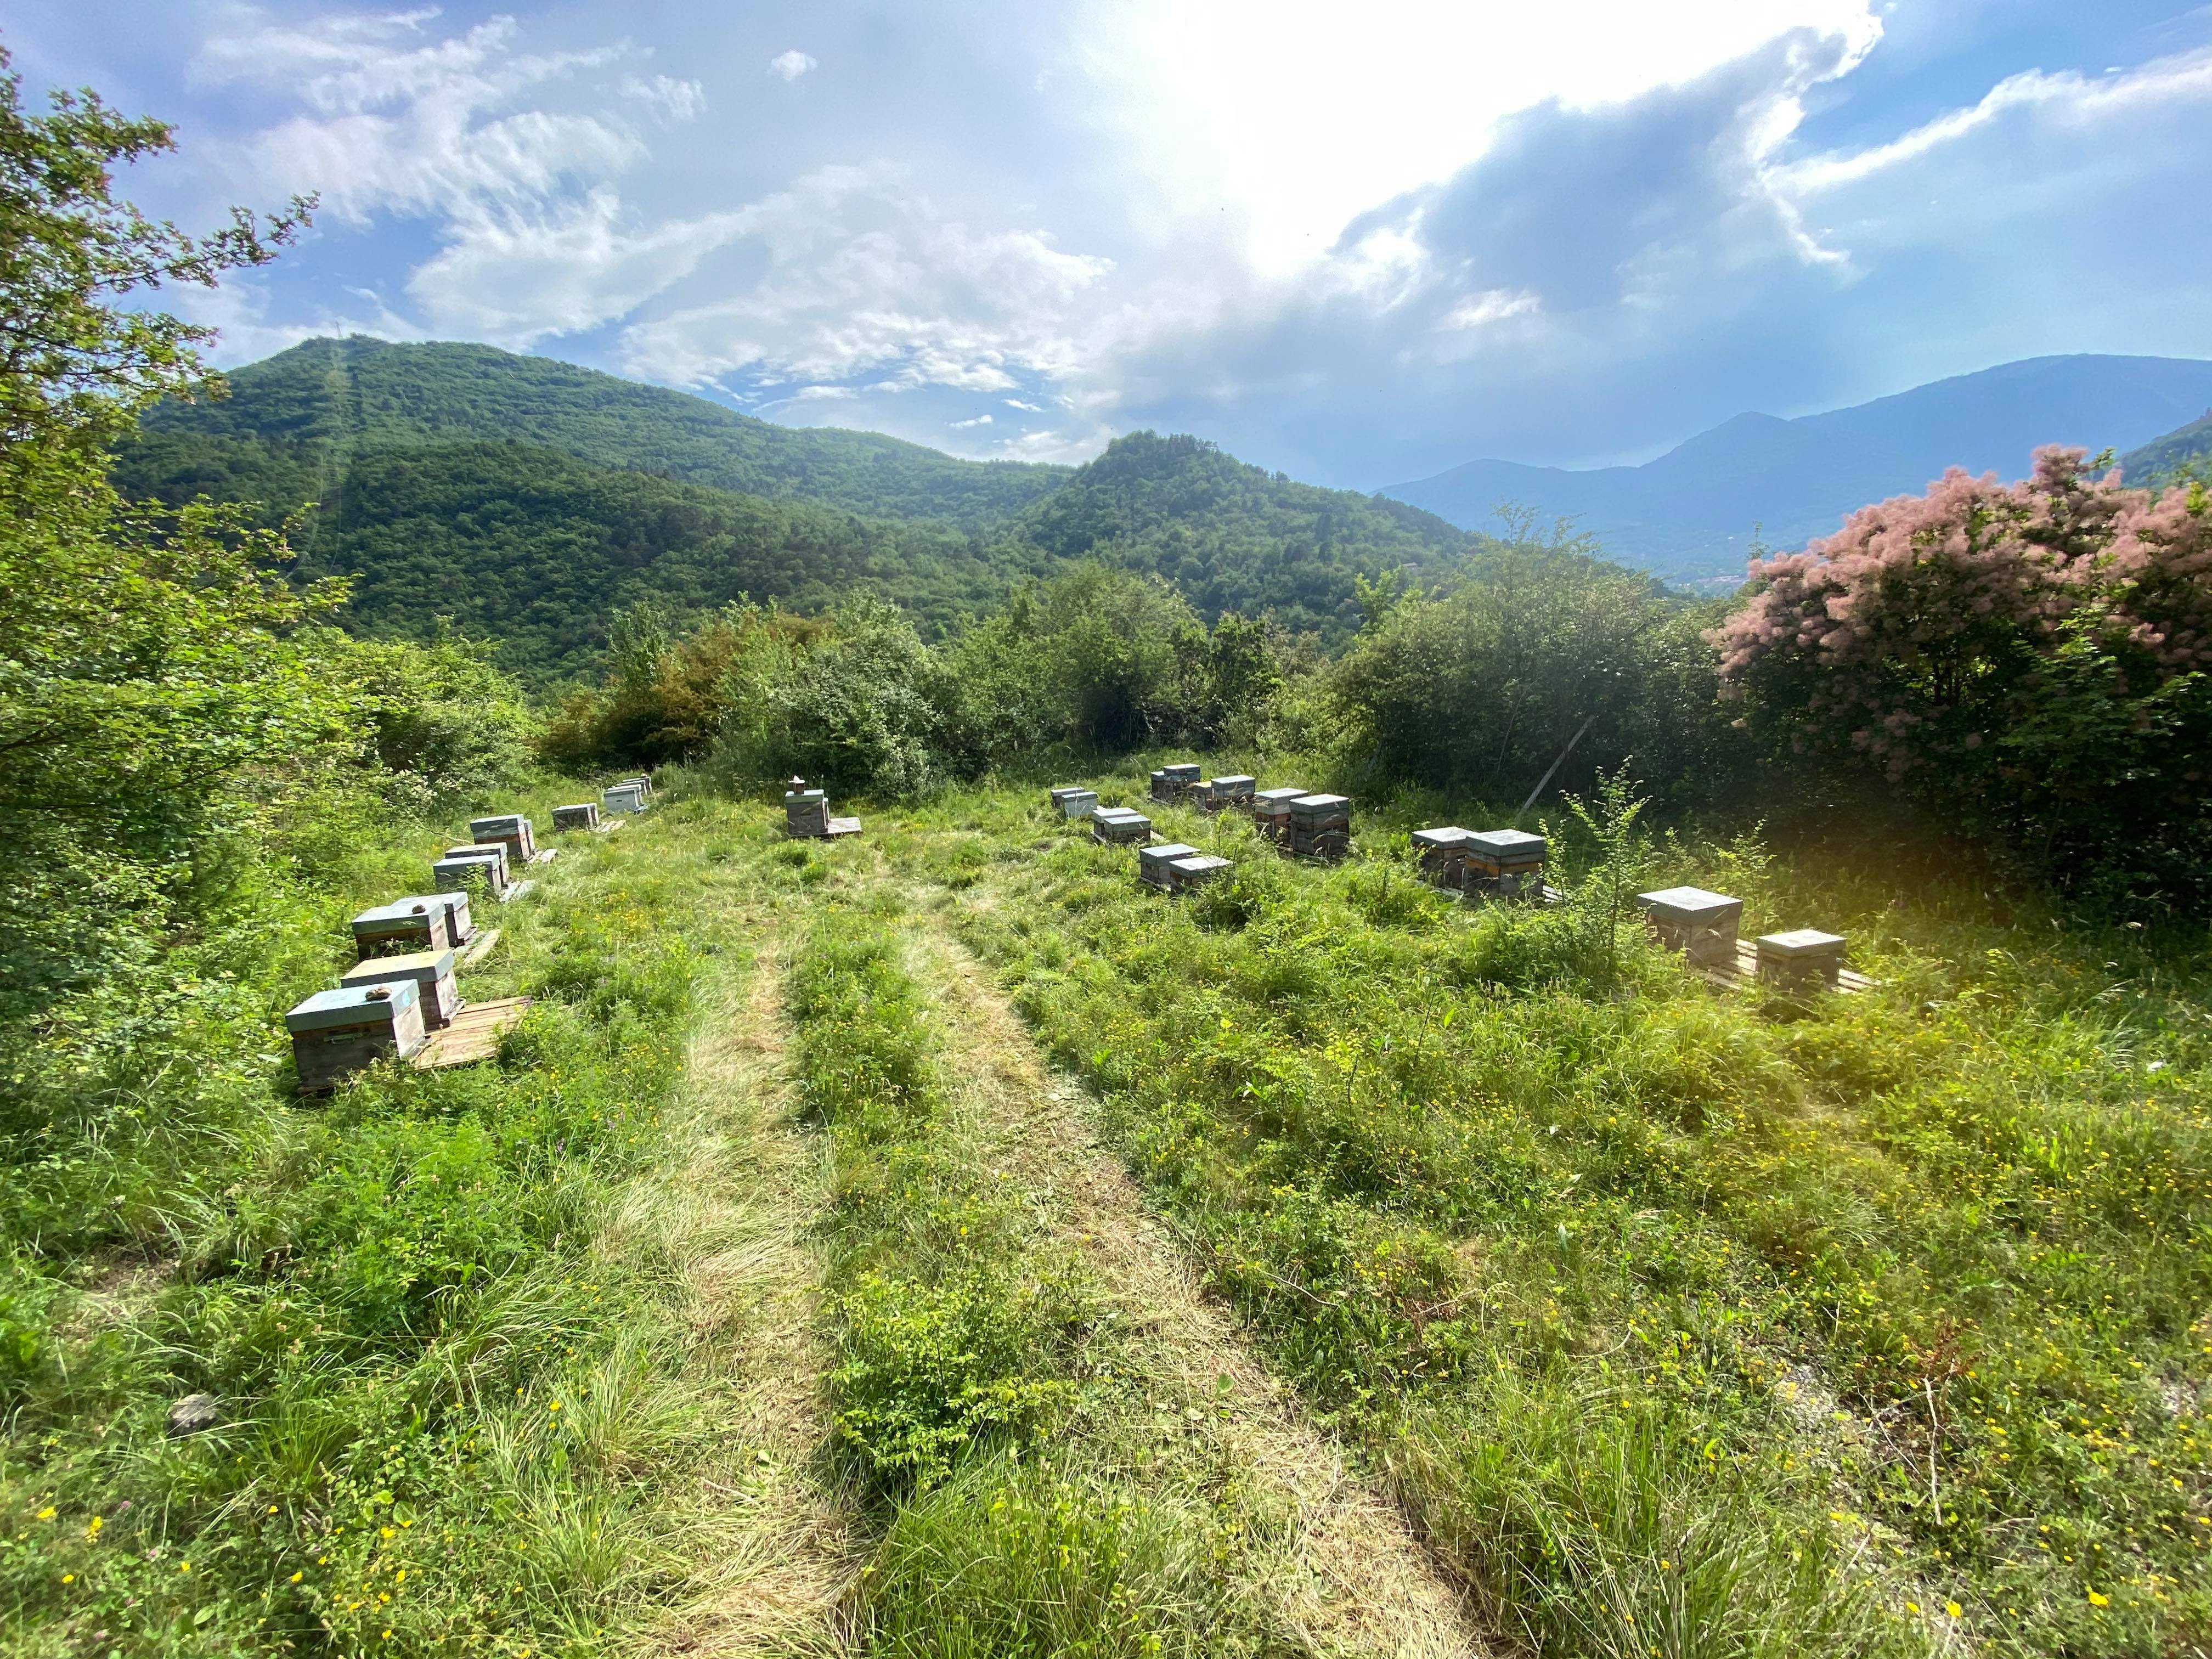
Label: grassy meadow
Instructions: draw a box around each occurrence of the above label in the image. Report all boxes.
[4,766,2206,1659]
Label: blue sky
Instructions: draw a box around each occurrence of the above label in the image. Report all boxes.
[12,1,2212,486]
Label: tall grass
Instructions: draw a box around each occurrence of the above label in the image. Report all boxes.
[921,766,2211,1659]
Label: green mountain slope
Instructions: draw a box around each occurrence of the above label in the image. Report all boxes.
[2121,409,2212,485]
[1020,431,1484,639]
[142,335,1069,527]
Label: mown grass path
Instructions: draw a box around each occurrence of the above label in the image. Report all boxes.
[644,934,862,1657]
[900,904,1487,1658]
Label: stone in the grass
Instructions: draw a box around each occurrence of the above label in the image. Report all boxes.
[1464,828,1547,901]
[285,980,427,1090]
[1167,853,1232,891]
[341,947,462,1029]
[552,802,600,832]
[1138,842,1199,888]
[1756,928,1847,991]
[1091,806,1152,845]
[1638,886,1744,966]
[350,898,452,959]
[167,1393,221,1437]
[603,782,646,815]
[1287,793,1352,861]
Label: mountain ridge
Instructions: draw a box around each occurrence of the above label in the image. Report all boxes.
[1383,353,2212,582]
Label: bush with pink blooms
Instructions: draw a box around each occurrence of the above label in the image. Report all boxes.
[1711,447,2212,891]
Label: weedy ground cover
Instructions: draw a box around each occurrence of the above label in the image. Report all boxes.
[895,761,2211,1659]
[0,787,774,1656]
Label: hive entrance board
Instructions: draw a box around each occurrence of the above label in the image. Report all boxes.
[413,997,533,1069]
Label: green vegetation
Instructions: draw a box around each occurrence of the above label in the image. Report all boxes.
[123,334,1070,528]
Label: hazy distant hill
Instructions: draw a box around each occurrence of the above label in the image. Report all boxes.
[115,341,1492,672]
[1383,354,2212,584]
[140,335,1069,528]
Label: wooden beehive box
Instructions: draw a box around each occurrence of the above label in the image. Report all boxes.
[432,849,509,900]
[1091,806,1152,845]
[1167,853,1232,891]
[1251,787,1308,844]
[286,981,427,1092]
[350,898,452,960]
[1756,929,1848,992]
[1138,842,1199,889]
[1639,887,1743,966]
[1288,794,1351,861]
[1203,775,1256,811]
[429,889,475,946]
[602,783,645,815]
[552,802,600,832]
[341,947,461,1029]
[1465,829,1546,900]
[468,814,538,864]
[1412,827,1474,889]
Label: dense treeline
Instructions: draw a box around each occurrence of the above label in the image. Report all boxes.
[132,333,1070,527]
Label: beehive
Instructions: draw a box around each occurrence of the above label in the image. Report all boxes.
[1412,827,1474,889]
[551,802,600,832]
[468,814,537,865]
[603,783,646,815]
[1464,829,1546,900]
[1251,786,1309,844]
[341,947,461,1029]
[1756,929,1848,992]
[1149,763,1201,804]
[432,848,509,900]
[285,980,427,1091]
[1287,794,1351,860]
[619,774,653,803]
[785,786,830,837]
[349,898,452,959]
[429,890,475,946]
[1639,887,1743,966]
[1091,806,1152,845]
[1052,788,1098,819]
[1138,842,1199,889]
[1203,775,1256,811]
[1167,853,1232,891]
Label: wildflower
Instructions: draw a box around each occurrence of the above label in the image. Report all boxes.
[2087,1590,2109,1607]
[1945,1601,1962,1618]
[291,1571,304,1583]
[36,1508,53,1521]
[60,1574,73,1584]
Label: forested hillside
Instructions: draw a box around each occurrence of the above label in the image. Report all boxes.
[1019,430,1481,640]
[128,335,1070,527]
[116,345,1498,672]
[2121,408,2212,484]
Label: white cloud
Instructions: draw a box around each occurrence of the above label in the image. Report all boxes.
[617,163,1112,395]
[768,49,817,82]
[619,74,707,124]
[1004,398,1043,410]
[950,413,993,428]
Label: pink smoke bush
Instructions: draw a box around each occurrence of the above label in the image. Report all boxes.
[1711,447,2212,785]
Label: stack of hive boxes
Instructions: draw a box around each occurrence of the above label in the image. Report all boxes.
[603,781,646,815]
[785,784,831,837]
[433,841,510,900]
[1149,763,1202,805]
[1091,805,1152,845]
[1639,887,1743,966]
[1286,794,1351,861]
[1201,775,1256,812]
[1412,826,1473,889]
[1138,842,1232,893]
[341,947,461,1029]
[351,895,454,957]
[1250,786,1308,845]
[1463,830,1546,901]
[1755,929,1848,991]
[469,813,539,866]
[1049,786,1098,819]
[285,983,427,1091]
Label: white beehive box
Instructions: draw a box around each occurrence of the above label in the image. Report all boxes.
[1091,806,1152,845]
[341,947,461,1029]
[1138,842,1199,888]
[551,803,600,832]
[432,850,509,899]
[603,783,646,815]
[1168,854,1232,890]
[1756,929,1848,991]
[285,981,426,1091]
[1465,829,1546,900]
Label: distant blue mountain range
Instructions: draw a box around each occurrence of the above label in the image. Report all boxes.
[1380,354,2212,586]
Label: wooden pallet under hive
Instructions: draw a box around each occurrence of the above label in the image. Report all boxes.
[1692,940,1874,996]
[413,997,534,1069]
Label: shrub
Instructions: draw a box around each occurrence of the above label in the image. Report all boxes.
[1713,447,2212,894]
